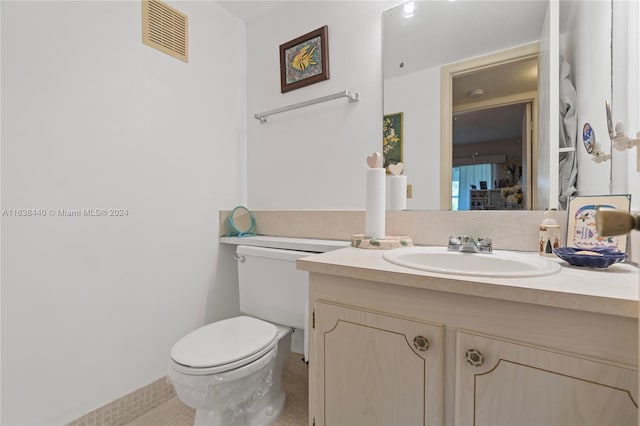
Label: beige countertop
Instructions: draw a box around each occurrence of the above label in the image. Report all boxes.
[297,246,640,319]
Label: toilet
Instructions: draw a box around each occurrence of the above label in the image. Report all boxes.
[167,244,313,426]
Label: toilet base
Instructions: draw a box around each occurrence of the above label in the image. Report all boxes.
[193,390,285,426]
[170,324,293,426]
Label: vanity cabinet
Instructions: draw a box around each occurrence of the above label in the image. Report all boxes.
[304,270,638,426]
[313,301,444,425]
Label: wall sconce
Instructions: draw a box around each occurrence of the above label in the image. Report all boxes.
[611,122,640,150]
[606,101,640,171]
[583,122,611,163]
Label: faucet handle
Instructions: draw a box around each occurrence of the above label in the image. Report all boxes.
[477,237,493,253]
[478,237,492,247]
[447,236,462,251]
[461,235,476,245]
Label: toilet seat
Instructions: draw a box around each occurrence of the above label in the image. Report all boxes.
[170,316,278,375]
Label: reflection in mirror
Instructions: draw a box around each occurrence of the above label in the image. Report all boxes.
[560,1,613,200]
[453,104,531,211]
[382,0,614,211]
[449,52,538,211]
[232,208,252,231]
[383,1,548,211]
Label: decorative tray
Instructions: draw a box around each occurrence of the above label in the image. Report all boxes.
[553,247,627,268]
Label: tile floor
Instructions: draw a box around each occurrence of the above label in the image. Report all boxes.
[126,353,308,426]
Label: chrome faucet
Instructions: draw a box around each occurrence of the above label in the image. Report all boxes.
[448,236,493,253]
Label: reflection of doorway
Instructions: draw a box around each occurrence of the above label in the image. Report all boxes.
[440,43,539,209]
[452,102,533,210]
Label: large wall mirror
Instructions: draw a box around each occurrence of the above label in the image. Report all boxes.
[383,0,616,211]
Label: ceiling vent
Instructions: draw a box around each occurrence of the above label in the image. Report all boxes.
[142,0,188,62]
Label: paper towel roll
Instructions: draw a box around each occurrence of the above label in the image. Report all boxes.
[389,175,407,211]
[365,168,386,238]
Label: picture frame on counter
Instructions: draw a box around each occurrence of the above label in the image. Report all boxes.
[566,194,631,252]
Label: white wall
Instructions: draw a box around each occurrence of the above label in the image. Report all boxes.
[1,1,245,424]
[561,0,612,197]
[383,67,441,210]
[246,1,396,210]
[612,0,640,211]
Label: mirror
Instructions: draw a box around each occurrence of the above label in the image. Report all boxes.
[382,0,614,210]
[226,206,256,237]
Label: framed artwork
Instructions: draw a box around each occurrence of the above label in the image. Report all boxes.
[383,112,403,172]
[280,26,329,93]
[566,194,631,251]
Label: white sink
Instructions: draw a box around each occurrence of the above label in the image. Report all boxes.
[383,246,561,278]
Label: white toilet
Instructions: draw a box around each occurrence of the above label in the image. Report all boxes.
[168,244,312,426]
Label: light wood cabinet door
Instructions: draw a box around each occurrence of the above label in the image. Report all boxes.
[455,330,638,425]
[313,301,444,426]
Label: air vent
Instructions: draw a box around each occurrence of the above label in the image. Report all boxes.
[142,0,188,62]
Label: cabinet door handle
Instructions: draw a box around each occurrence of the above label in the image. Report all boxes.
[465,349,485,367]
[413,335,430,352]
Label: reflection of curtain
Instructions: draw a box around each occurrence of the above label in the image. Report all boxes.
[456,164,492,210]
[559,55,578,209]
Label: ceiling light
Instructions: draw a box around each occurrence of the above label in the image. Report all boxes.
[469,88,485,99]
[403,1,415,18]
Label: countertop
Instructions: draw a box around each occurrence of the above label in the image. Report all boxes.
[297,246,640,318]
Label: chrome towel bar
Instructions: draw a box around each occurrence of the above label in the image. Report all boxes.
[254,89,360,123]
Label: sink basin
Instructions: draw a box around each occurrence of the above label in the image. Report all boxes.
[383,246,561,278]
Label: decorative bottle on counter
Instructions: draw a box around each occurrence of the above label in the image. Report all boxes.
[539,210,561,256]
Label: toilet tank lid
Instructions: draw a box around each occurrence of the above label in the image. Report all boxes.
[237,244,316,261]
[171,316,278,368]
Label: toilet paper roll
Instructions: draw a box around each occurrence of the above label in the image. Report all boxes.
[389,175,407,211]
[365,168,386,239]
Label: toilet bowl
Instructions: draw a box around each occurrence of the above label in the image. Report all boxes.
[168,316,292,426]
[168,244,316,426]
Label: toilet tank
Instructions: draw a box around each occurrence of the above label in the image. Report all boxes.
[236,245,312,330]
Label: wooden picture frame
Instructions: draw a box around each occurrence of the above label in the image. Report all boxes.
[566,194,631,251]
[280,26,329,93]
[383,112,403,173]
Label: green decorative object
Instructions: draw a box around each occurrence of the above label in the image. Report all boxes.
[226,206,256,237]
[350,234,414,250]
